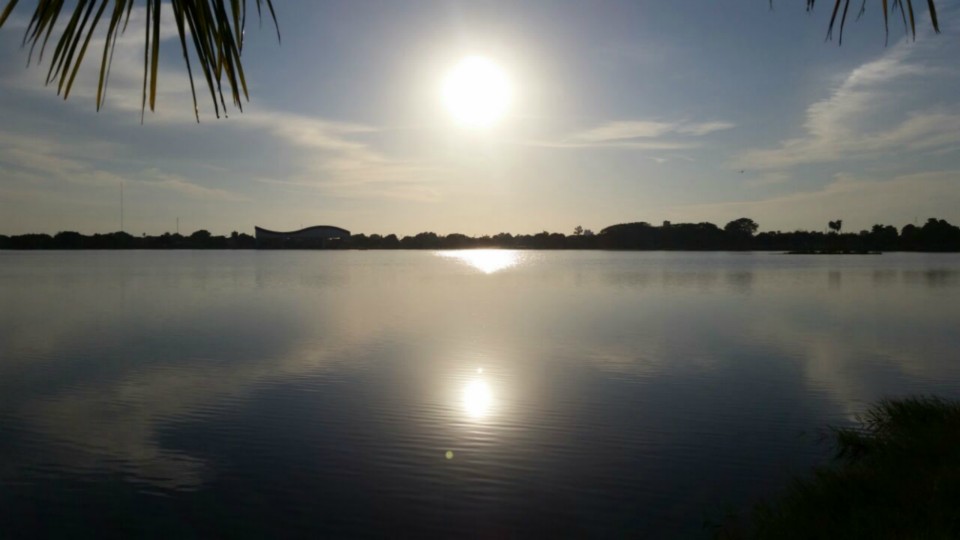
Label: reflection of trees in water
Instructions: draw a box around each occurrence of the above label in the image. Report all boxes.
[903,269,960,287]
[598,269,757,292]
[871,270,899,285]
[725,271,755,292]
[870,269,960,288]
[601,270,724,289]
[828,271,842,289]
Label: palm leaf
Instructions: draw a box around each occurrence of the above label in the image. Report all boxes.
[809,0,940,42]
[0,0,279,121]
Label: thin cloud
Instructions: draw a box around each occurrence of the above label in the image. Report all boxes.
[734,38,960,170]
[573,119,735,142]
[242,111,445,202]
[743,171,791,188]
[519,118,734,152]
[520,139,695,151]
[675,121,736,136]
[0,126,247,202]
[137,170,249,202]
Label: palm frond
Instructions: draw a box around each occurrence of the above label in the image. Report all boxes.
[0,0,279,122]
[808,0,940,43]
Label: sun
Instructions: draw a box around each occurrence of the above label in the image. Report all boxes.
[442,56,511,128]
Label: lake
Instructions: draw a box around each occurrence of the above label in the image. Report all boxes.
[1,250,958,537]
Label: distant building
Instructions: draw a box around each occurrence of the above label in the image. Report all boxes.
[254,225,350,248]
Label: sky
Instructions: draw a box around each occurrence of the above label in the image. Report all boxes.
[1,0,959,237]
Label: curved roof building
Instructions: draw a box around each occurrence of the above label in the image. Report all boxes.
[254,225,350,249]
[255,225,350,241]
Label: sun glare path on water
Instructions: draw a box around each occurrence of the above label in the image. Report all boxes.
[462,378,494,419]
[437,250,523,274]
[442,56,512,128]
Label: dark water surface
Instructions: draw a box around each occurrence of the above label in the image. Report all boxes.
[1,251,959,538]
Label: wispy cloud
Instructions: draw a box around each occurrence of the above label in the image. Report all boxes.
[675,121,736,136]
[1,28,442,204]
[138,169,249,202]
[573,119,734,143]
[242,112,443,202]
[0,128,246,202]
[520,118,734,151]
[734,42,960,170]
[0,130,124,188]
[743,171,791,188]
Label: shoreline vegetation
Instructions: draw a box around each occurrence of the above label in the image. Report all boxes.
[717,396,960,539]
[2,217,960,252]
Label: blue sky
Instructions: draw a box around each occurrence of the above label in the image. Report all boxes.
[1,0,958,236]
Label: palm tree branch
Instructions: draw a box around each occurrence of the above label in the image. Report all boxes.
[926,0,940,33]
[44,0,88,86]
[882,0,889,45]
[182,3,223,118]
[64,0,109,99]
[96,0,128,109]
[808,0,940,42]
[0,0,18,28]
[0,0,278,119]
[171,1,200,121]
[32,0,66,64]
[149,0,160,110]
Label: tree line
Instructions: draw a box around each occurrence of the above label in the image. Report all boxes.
[2,217,959,252]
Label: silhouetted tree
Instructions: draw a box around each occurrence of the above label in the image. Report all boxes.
[870,224,899,250]
[914,218,960,251]
[493,233,515,247]
[901,223,920,247]
[3,218,960,251]
[724,218,759,238]
[445,233,471,248]
[382,234,400,249]
[828,220,843,234]
[54,231,84,249]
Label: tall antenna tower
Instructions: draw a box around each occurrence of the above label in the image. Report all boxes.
[120,180,124,233]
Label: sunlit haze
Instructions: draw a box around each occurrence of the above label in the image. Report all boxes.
[0,2,958,236]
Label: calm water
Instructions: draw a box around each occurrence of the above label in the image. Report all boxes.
[1,250,959,537]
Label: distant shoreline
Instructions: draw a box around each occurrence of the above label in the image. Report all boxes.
[3,217,959,252]
[4,247,960,253]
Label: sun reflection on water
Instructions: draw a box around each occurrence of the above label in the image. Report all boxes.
[438,250,522,274]
[462,378,493,419]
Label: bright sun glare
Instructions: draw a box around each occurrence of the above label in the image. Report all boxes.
[439,249,521,274]
[463,379,493,418]
[442,56,511,128]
